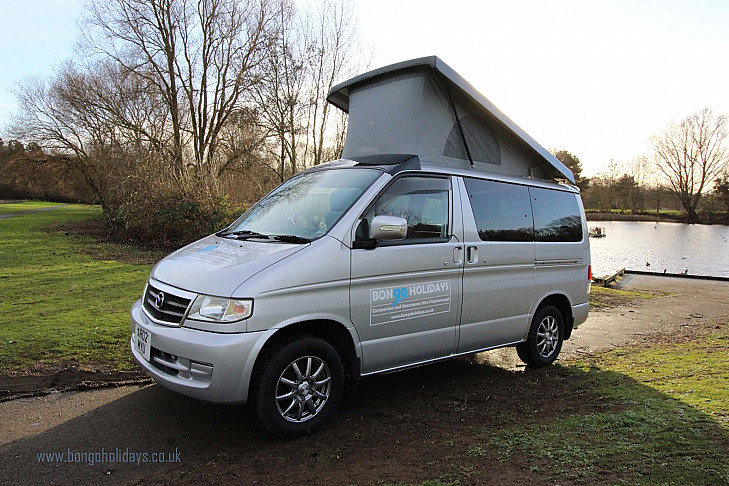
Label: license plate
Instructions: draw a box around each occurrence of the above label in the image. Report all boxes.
[135,324,152,362]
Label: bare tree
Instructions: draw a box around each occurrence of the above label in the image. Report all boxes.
[252,0,310,181]
[307,0,356,166]
[12,62,129,208]
[623,155,652,187]
[621,155,653,212]
[6,0,360,246]
[83,0,278,181]
[326,108,347,160]
[253,0,357,181]
[651,108,729,222]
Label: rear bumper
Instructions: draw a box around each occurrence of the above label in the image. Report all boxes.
[130,299,272,404]
[572,302,589,328]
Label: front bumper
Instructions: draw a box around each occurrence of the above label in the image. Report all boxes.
[130,299,272,404]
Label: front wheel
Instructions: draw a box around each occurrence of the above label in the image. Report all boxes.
[250,336,344,438]
[516,305,564,367]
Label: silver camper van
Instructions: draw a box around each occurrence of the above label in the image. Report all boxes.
[130,57,591,438]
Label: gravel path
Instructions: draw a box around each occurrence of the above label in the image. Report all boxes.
[0,204,69,219]
[482,274,729,369]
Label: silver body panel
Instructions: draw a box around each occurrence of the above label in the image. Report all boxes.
[455,176,535,353]
[130,167,590,404]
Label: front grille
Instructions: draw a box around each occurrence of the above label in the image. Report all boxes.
[142,284,192,325]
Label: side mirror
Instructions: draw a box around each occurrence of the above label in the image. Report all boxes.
[370,215,407,240]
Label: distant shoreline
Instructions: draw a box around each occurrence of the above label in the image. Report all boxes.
[586,211,728,226]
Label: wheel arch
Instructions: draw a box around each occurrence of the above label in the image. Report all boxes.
[250,319,361,393]
[535,293,574,339]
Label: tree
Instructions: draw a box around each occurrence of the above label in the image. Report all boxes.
[623,155,652,187]
[615,173,641,213]
[6,0,361,247]
[651,108,729,222]
[552,150,588,191]
[714,172,729,214]
[253,0,310,181]
[621,156,653,212]
[82,0,279,182]
[306,0,356,166]
[646,183,675,215]
[11,59,175,209]
[253,0,356,180]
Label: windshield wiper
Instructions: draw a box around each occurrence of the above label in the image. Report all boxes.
[217,229,270,240]
[217,230,309,243]
[271,235,312,244]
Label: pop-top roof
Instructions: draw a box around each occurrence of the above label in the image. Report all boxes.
[327,56,574,184]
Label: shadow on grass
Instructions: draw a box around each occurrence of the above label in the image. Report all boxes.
[1,355,726,486]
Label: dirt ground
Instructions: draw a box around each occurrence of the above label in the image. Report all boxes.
[0,368,150,402]
[47,217,170,265]
[0,274,727,485]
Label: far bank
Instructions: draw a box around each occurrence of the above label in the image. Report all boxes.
[587,210,728,225]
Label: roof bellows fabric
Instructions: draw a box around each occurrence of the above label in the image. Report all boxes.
[326,56,575,184]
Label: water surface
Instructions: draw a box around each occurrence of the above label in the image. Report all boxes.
[588,221,729,278]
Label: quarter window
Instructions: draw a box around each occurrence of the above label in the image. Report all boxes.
[463,178,533,242]
[530,187,583,242]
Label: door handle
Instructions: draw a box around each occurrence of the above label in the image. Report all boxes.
[453,246,463,264]
[466,246,479,264]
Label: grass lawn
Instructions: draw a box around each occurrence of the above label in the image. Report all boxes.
[476,329,729,485]
[0,201,65,214]
[589,285,659,309]
[0,203,152,373]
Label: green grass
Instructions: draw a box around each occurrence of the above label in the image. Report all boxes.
[589,284,658,309]
[0,201,64,214]
[0,203,152,373]
[598,333,729,426]
[483,329,729,484]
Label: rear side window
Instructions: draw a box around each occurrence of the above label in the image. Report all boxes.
[530,187,583,242]
[463,178,533,242]
[364,176,450,241]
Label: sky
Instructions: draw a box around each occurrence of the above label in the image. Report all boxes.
[1,0,728,177]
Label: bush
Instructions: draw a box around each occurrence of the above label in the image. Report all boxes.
[107,184,244,249]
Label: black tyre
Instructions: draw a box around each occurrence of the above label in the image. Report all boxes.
[516,305,564,367]
[250,336,344,438]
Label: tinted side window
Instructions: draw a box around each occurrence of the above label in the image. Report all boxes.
[530,187,583,242]
[463,178,533,242]
[365,176,450,240]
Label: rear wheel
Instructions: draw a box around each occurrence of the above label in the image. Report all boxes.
[250,336,344,438]
[516,305,564,367]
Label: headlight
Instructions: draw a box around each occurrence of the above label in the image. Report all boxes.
[187,295,253,323]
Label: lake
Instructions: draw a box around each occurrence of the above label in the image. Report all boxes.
[588,221,729,278]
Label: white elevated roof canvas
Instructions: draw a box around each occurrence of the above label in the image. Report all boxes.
[327,56,575,184]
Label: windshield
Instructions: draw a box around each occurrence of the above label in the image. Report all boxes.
[224,168,381,241]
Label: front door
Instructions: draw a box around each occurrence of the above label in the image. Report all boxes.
[350,174,464,374]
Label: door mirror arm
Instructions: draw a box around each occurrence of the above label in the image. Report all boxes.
[352,238,377,250]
